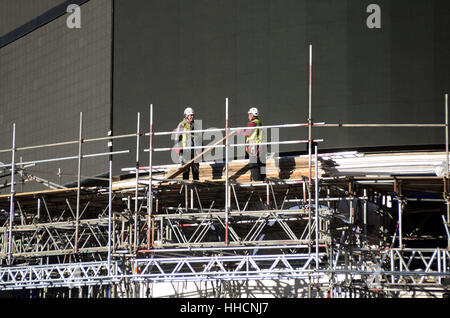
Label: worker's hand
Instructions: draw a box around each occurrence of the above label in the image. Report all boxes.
[175,149,181,155]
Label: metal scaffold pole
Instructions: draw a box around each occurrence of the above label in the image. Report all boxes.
[135,112,141,253]
[225,97,230,245]
[446,93,449,248]
[398,182,403,249]
[363,188,368,244]
[108,130,113,276]
[75,112,83,253]
[315,145,319,269]
[446,93,449,179]
[8,123,16,264]
[148,104,154,250]
[308,44,313,254]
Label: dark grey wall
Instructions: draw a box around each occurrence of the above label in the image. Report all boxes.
[113,0,450,171]
[1,0,448,182]
[0,0,65,37]
[0,0,112,191]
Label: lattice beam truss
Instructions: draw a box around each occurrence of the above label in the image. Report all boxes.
[1,91,450,297]
[0,261,120,290]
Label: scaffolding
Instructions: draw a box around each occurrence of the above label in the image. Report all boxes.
[0,48,449,298]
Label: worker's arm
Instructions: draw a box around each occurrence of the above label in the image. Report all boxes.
[174,122,184,154]
[238,121,257,137]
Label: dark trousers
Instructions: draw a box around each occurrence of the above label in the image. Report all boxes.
[180,149,199,180]
[183,162,199,180]
[248,153,265,182]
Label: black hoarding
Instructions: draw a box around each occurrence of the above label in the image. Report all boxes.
[113,0,450,172]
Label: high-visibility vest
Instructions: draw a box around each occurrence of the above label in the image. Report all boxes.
[246,118,262,156]
[177,120,195,148]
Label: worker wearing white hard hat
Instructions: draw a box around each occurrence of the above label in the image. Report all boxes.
[184,107,195,116]
[238,107,265,181]
[175,107,200,180]
[248,107,259,116]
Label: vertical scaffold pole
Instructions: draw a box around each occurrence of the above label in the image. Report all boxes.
[108,130,113,275]
[349,182,354,224]
[315,145,319,269]
[225,98,230,245]
[37,197,41,221]
[363,188,368,244]
[135,112,141,252]
[446,93,449,179]
[108,0,115,281]
[308,44,313,254]
[8,123,16,263]
[148,104,154,250]
[445,94,449,248]
[75,112,83,253]
[398,182,403,249]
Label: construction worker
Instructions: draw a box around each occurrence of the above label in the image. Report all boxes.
[175,107,200,180]
[238,107,265,181]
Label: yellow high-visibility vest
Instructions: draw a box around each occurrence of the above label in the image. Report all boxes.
[246,118,262,155]
[177,120,195,148]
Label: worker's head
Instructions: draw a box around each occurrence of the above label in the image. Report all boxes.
[184,107,195,122]
[248,107,259,120]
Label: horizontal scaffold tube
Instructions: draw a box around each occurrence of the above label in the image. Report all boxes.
[145,122,325,136]
[0,150,130,168]
[319,123,445,128]
[150,139,324,152]
[0,133,139,154]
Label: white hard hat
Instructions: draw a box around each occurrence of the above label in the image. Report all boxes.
[184,107,195,116]
[248,107,259,116]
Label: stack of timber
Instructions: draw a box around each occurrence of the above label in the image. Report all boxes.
[320,151,449,177]
[163,155,323,182]
[115,150,449,189]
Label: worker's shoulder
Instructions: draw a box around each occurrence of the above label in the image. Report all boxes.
[176,120,187,128]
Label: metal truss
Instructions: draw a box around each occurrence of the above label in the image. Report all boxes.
[0,261,120,291]
[0,218,119,260]
[150,208,330,249]
[1,248,447,292]
[131,253,325,282]
[0,192,125,263]
[140,179,331,251]
[329,247,450,292]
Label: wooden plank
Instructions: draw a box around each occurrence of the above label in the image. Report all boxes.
[167,131,237,180]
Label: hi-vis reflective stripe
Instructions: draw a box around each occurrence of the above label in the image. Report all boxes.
[246,119,263,144]
[177,121,195,148]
